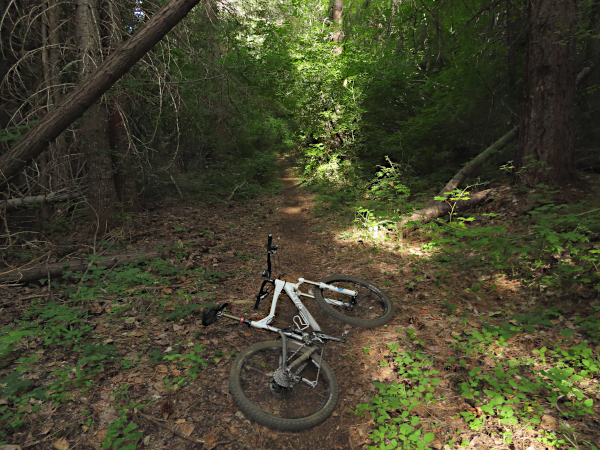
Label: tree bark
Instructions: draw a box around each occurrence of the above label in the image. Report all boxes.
[77,0,121,233]
[39,0,63,221]
[332,0,344,42]
[105,0,141,213]
[0,0,202,192]
[514,0,577,187]
[0,241,172,283]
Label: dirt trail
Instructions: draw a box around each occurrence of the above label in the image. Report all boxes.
[236,157,370,449]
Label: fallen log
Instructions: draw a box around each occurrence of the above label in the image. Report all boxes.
[0,0,202,192]
[0,241,173,284]
[400,188,499,226]
[431,126,519,203]
[3,191,83,211]
[397,126,517,228]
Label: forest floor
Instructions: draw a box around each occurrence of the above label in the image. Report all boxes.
[1,157,599,450]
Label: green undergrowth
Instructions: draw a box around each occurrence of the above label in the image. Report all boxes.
[0,242,231,445]
[357,324,600,450]
[300,154,420,233]
[425,185,600,305]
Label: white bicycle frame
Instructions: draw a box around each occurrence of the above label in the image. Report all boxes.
[247,278,357,341]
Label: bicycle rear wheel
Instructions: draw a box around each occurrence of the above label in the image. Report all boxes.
[229,340,338,431]
[314,275,394,328]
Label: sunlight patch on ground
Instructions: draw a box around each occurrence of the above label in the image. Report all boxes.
[282,206,302,214]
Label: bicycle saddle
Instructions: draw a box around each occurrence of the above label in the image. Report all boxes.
[202,302,229,327]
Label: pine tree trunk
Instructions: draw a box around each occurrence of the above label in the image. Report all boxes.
[105,0,141,212]
[77,0,120,233]
[45,0,70,192]
[514,0,577,187]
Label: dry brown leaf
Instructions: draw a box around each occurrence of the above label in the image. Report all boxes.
[95,429,107,443]
[52,437,69,450]
[540,414,558,430]
[203,435,217,450]
[175,418,186,424]
[173,324,184,332]
[179,423,195,437]
[163,287,172,295]
[39,402,57,416]
[0,445,23,450]
[102,338,114,344]
[155,365,168,373]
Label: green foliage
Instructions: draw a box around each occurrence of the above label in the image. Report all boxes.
[354,346,441,449]
[163,344,208,381]
[360,322,600,448]
[426,189,600,315]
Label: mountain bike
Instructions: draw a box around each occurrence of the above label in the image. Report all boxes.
[202,234,394,431]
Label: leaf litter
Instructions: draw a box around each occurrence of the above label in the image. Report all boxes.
[0,163,598,449]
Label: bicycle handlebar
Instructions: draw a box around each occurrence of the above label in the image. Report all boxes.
[255,234,276,310]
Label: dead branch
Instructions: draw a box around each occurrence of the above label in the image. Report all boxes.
[400,188,499,226]
[0,241,173,283]
[3,190,83,211]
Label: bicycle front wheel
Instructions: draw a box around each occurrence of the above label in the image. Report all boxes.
[229,340,338,431]
[315,275,394,328]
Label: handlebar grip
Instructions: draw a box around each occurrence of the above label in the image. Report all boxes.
[267,234,273,250]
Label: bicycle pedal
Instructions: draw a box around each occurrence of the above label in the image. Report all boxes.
[201,302,229,327]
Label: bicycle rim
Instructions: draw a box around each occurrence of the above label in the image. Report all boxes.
[315,275,394,328]
[229,341,338,431]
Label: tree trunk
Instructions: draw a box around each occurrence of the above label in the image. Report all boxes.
[105,0,141,212]
[44,0,70,193]
[40,0,61,221]
[77,0,121,233]
[514,0,577,187]
[332,0,344,43]
[0,0,202,192]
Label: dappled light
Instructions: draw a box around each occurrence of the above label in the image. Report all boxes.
[1,0,600,448]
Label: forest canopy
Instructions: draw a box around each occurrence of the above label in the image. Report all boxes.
[0,0,598,229]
